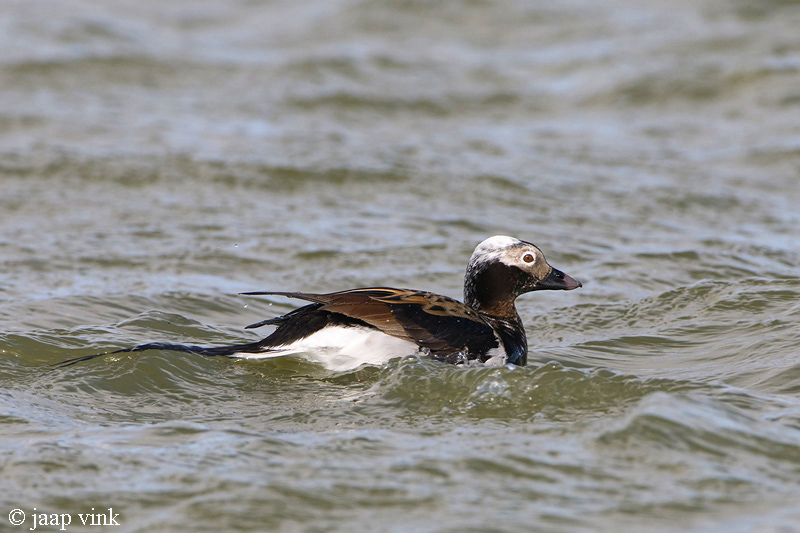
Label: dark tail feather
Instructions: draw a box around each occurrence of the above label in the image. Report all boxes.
[53,340,271,369]
[244,316,284,330]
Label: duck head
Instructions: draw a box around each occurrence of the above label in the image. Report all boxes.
[463,235,581,318]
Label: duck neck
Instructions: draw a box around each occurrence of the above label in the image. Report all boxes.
[465,261,529,364]
[464,261,521,318]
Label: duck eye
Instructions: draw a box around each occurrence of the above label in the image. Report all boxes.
[522,253,534,264]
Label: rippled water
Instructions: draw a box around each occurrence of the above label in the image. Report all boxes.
[2,0,800,531]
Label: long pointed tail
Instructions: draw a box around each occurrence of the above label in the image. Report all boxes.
[53,340,269,369]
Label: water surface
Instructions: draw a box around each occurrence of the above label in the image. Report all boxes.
[2,1,800,531]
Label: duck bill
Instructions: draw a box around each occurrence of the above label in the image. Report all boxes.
[534,267,582,291]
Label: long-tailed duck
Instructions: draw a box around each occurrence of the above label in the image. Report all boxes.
[57,236,581,371]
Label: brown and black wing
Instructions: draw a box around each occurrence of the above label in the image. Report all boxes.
[241,288,501,362]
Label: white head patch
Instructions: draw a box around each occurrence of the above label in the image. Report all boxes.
[468,235,544,270]
[473,235,522,255]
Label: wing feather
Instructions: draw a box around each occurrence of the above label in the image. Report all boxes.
[242,288,500,359]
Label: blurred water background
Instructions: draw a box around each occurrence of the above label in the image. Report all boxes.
[1,0,800,531]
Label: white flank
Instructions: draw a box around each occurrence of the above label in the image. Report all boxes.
[482,346,508,366]
[230,326,422,371]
